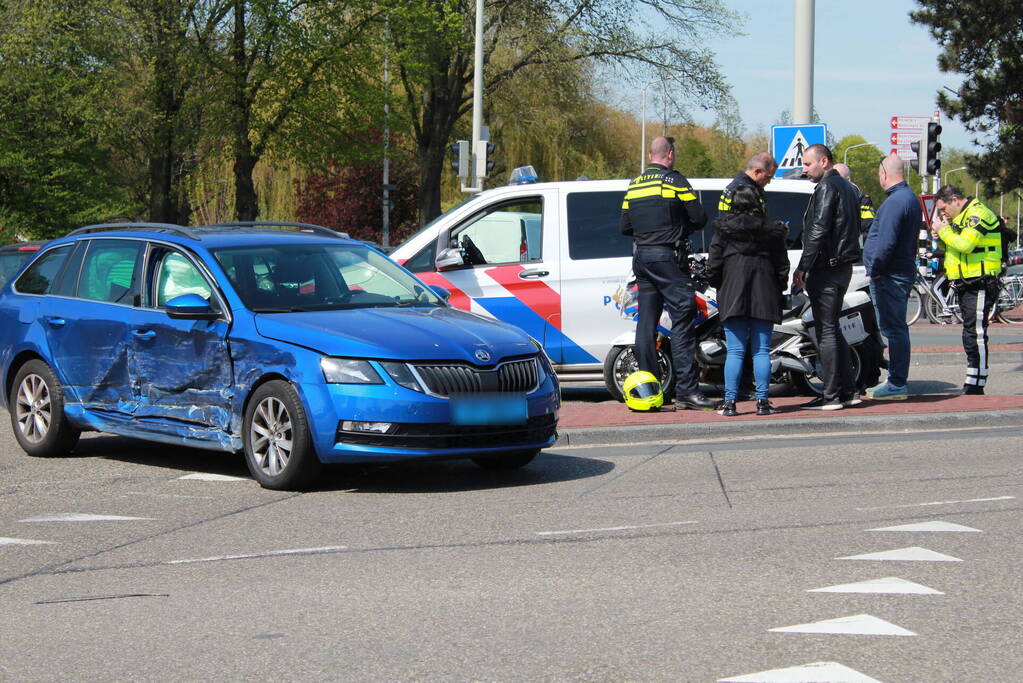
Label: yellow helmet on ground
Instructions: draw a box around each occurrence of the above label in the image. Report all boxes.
[623,370,663,411]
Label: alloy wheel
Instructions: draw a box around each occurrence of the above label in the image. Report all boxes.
[250,396,293,476]
[15,373,51,444]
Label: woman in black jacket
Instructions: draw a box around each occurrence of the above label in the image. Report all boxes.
[706,184,790,416]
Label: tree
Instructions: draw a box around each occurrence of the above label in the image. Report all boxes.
[188,0,383,220]
[0,2,135,238]
[834,135,884,206]
[910,1,1023,192]
[387,0,739,226]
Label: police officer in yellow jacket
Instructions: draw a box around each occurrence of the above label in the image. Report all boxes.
[620,136,716,410]
[932,184,1003,394]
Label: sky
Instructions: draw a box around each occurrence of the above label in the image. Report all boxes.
[683,0,976,155]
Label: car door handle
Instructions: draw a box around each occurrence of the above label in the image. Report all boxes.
[45,317,66,328]
[131,329,156,341]
[519,269,549,279]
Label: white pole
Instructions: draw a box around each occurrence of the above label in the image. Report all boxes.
[793,0,815,125]
[470,0,484,189]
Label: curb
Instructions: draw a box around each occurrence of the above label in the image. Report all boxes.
[554,408,1023,447]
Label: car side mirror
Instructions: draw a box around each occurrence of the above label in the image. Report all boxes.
[165,293,219,320]
[428,285,451,302]
[435,246,467,272]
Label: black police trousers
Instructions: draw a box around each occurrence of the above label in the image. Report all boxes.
[633,246,698,398]
[805,263,856,401]
[957,278,997,388]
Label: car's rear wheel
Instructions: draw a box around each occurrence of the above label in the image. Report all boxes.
[243,381,321,490]
[472,450,538,470]
[10,359,80,457]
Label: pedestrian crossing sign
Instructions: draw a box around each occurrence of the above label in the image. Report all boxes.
[772,123,828,178]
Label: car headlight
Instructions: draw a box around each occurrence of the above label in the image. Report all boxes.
[321,358,384,384]
[379,361,425,393]
[529,337,556,378]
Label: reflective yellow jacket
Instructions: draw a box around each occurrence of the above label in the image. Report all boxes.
[937,198,1002,279]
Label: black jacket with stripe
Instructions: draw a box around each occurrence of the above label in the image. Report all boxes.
[619,164,707,250]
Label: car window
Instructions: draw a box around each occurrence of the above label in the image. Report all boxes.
[12,245,73,295]
[213,242,443,312]
[566,191,632,260]
[451,199,543,265]
[78,239,144,304]
[149,250,214,307]
[689,190,811,252]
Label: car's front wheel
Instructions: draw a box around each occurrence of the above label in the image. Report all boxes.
[472,450,538,470]
[10,359,80,457]
[243,381,321,490]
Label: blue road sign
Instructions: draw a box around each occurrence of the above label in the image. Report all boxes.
[772,123,827,178]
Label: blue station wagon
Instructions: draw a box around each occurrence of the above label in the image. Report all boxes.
[0,223,560,489]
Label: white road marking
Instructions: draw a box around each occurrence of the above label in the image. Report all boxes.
[719,660,884,682]
[535,521,697,536]
[838,546,962,562]
[178,473,248,482]
[0,537,53,546]
[808,576,943,595]
[868,521,982,533]
[769,613,916,637]
[856,495,1014,511]
[164,545,348,565]
[19,513,154,523]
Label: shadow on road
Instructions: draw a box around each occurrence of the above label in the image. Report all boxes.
[69,435,614,493]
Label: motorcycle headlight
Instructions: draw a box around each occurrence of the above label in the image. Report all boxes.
[321,358,384,384]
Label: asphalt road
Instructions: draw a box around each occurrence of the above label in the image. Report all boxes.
[1,419,1021,681]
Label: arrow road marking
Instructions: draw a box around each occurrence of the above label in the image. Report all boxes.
[769,613,917,637]
[837,546,962,562]
[0,537,53,546]
[719,660,884,682]
[868,521,982,533]
[19,513,155,523]
[808,576,943,595]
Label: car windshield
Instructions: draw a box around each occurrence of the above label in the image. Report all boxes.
[212,242,444,313]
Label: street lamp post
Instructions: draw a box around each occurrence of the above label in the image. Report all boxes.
[640,79,667,172]
[843,142,877,166]
[943,166,967,187]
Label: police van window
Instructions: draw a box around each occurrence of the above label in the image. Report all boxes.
[687,192,721,254]
[13,245,73,295]
[566,191,632,260]
[765,191,812,247]
[450,199,542,266]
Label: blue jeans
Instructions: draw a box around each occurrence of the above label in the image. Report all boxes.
[869,273,913,386]
[722,317,773,401]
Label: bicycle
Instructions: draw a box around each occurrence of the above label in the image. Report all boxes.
[906,268,957,325]
[994,272,1023,324]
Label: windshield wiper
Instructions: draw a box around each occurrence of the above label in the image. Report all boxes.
[251,307,314,313]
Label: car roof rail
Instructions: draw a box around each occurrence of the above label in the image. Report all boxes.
[66,222,200,240]
[200,221,350,239]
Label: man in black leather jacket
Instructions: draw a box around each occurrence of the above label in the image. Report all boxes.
[792,144,863,410]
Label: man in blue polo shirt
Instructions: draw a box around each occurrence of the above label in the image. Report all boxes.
[863,154,922,400]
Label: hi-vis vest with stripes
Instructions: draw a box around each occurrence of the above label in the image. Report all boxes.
[621,166,697,234]
[938,198,1003,279]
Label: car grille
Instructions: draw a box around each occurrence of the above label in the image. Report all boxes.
[336,414,557,450]
[412,357,539,396]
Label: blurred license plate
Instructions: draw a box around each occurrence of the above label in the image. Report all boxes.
[450,393,527,426]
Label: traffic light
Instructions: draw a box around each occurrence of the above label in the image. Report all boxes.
[475,140,495,179]
[450,140,469,180]
[910,121,942,176]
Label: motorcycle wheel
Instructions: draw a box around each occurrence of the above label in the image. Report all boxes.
[789,340,880,396]
[603,344,676,403]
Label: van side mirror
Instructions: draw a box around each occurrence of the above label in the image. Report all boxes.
[435,246,467,271]
[165,293,219,320]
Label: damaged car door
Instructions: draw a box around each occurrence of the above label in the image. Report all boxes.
[126,245,234,437]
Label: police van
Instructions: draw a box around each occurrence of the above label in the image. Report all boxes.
[389,174,815,387]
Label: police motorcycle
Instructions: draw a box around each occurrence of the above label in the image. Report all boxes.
[603,256,884,401]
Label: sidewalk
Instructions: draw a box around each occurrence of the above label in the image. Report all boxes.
[555,332,1023,446]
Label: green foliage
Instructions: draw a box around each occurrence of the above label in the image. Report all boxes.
[0,1,136,238]
[911,0,1023,193]
[834,135,885,205]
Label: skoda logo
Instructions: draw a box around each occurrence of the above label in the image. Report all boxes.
[474,348,491,362]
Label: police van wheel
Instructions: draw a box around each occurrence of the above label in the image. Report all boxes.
[603,344,676,403]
